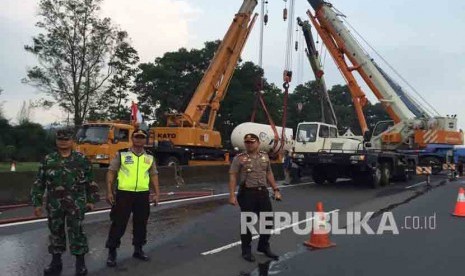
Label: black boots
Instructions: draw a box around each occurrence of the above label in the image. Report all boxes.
[75,255,88,276]
[44,253,87,275]
[242,251,256,262]
[257,246,279,260]
[241,247,256,262]
[132,245,149,261]
[107,246,149,266]
[106,248,117,267]
[44,253,62,275]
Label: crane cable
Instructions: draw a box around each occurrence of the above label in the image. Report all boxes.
[341,16,440,117]
[297,30,305,85]
[272,0,295,154]
[251,0,281,152]
[251,0,268,123]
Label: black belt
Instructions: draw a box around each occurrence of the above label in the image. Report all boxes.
[242,186,267,191]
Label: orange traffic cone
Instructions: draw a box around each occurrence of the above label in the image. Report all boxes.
[304,202,336,249]
[10,161,16,172]
[452,188,465,217]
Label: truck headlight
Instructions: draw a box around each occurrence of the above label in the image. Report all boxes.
[293,153,304,159]
[95,154,110,160]
[350,155,365,161]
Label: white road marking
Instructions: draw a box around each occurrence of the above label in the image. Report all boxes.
[201,209,340,256]
[405,181,428,189]
[0,182,314,228]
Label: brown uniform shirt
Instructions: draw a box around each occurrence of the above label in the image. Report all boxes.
[229,151,273,188]
[108,148,158,176]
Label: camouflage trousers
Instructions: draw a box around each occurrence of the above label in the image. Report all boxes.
[47,205,89,255]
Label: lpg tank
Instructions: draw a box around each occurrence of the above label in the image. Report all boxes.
[231,122,294,152]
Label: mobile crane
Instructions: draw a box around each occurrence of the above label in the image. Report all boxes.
[75,0,258,166]
[292,0,464,187]
[297,17,337,127]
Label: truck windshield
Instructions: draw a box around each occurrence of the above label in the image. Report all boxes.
[297,124,318,142]
[76,125,110,144]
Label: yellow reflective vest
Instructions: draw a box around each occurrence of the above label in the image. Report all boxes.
[117,151,154,192]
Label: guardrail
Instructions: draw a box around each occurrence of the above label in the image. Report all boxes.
[0,164,284,205]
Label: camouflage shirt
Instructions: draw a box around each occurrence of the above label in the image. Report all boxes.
[31,151,99,207]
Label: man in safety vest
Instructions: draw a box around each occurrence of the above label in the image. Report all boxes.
[105,129,160,267]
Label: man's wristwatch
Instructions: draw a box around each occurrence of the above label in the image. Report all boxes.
[273,188,280,192]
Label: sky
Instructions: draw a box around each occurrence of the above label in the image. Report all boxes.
[0,0,464,129]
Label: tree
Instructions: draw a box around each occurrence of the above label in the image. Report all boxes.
[286,81,324,131]
[287,83,390,135]
[0,88,4,119]
[134,41,220,124]
[134,41,283,146]
[216,62,283,147]
[13,122,54,161]
[17,101,33,124]
[88,32,140,121]
[24,0,139,127]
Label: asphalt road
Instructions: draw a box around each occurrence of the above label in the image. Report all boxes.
[0,175,457,276]
[260,177,465,276]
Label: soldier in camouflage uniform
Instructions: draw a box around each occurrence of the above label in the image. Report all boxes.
[31,128,99,276]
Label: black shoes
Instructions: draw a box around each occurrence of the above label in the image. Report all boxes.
[106,248,117,267]
[107,246,149,266]
[257,247,279,260]
[132,246,150,261]
[44,254,63,275]
[75,255,88,276]
[242,251,256,262]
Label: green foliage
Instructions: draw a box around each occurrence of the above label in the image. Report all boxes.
[88,31,140,121]
[17,101,33,124]
[134,41,220,123]
[216,62,283,147]
[0,88,4,119]
[24,0,139,126]
[287,83,390,135]
[0,162,40,172]
[0,120,54,162]
[286,81,323,132]
[134,41,283,146]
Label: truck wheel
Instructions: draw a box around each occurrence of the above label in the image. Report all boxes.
[420,157,442,175]
[380,163,391,186]
[164,156,180,166]
[399,161,415,182]
[312,170,326,185]
[370,167,382,188]
[326,175,337,184]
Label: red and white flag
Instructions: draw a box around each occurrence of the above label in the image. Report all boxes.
[131,101,143,124]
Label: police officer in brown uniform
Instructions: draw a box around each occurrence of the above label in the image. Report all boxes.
[229,133,282,262]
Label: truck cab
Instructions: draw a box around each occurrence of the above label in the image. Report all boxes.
[74,122,135,166]
[293,122,363,158]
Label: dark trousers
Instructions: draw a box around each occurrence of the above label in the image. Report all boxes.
[237,187,273,253]
[105,190,150,249]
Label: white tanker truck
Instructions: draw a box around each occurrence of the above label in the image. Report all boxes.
[231,122,294,153]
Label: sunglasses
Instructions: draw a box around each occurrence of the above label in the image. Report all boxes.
[244,141,256,144]
[56,137,72,141]
[133,135,146,139]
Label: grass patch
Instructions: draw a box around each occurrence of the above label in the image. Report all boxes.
[0,162,40,172]
[0,162,100,172]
